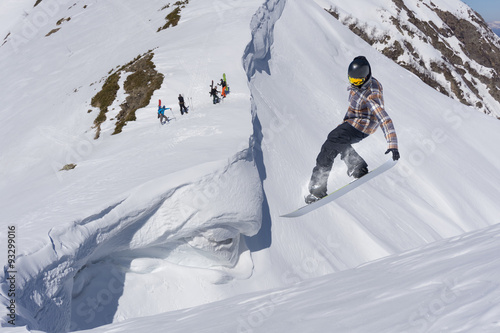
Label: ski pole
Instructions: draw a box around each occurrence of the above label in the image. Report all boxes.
[169,107,176,120]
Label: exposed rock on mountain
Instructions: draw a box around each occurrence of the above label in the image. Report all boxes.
[326,0,500,118]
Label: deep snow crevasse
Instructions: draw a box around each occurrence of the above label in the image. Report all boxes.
[242,0,287,251]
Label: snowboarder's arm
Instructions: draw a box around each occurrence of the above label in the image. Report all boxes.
[368,97,398,150]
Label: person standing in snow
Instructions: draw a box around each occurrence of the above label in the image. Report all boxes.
[219,78,227,98]
[210,86,219,104]
[158,105,170,124]
[306,56,400,204]
[178,94,188,115]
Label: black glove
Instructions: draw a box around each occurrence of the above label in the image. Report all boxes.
[385,148,400,161]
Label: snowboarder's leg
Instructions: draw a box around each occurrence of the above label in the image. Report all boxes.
[309,144,337,198]
[307,122,368,202]
[308,127,345,199]
[338,123,369,178]
[341,147,368,178]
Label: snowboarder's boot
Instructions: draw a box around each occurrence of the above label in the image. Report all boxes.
[306,169,328,204]
[342,146,368,179]
[351,165,368,179]
[305,191,326,204]
[346,163,369,179]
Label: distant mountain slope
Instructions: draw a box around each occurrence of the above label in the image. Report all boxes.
[321,0,500,118]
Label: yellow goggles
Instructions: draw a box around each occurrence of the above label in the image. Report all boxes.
[349,76,366,86]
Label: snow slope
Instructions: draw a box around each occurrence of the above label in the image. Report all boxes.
[80,222,500,332]
[1,0,500,332]
[247,0,500,278]
[1,0,265,331]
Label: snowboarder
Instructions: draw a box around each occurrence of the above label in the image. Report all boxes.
[158,105,170,124]
[178,94,188,115]
[210,86,219,104]
[305,56,400,204]
[219,78,227,98]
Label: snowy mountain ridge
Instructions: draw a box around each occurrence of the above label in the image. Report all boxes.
[1,0,500,332]
[321,0,500,118]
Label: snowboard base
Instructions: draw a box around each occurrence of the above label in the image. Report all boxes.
[281,159,397,218]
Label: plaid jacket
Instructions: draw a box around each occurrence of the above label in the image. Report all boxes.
[344,77,398,150]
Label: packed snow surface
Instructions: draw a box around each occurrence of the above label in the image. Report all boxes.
[1,0,499,332]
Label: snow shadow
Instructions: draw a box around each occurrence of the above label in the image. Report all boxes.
[68,198,166,331]
[70,261,127,331]
[243,0,287,80]
[242,0,286,251]
[245,113,272,251]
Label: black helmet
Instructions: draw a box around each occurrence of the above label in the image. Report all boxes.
[348,56,371,86]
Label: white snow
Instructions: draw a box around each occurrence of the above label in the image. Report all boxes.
[82,222,500,332]
[1,0,500,332]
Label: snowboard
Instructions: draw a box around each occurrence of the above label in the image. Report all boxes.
[281,159,397,218]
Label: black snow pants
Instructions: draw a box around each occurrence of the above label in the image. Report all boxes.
[309,121,369,192]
